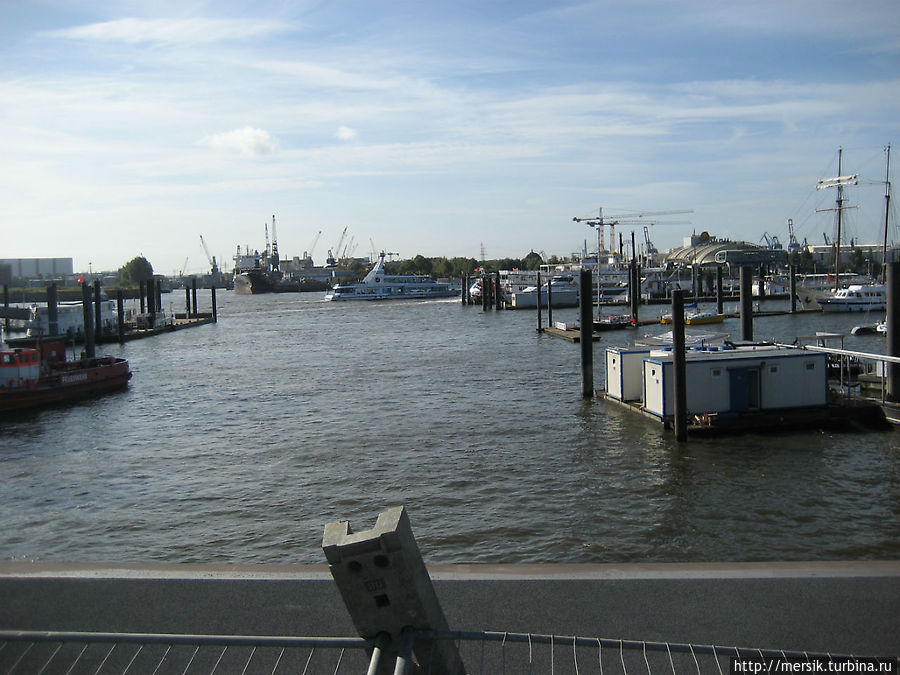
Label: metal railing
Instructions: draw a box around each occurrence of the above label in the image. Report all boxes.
[2,628,888,675]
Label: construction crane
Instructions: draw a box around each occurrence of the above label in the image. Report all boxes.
[573,208,693,257]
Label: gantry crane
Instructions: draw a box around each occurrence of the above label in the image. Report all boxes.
[327,226,348,266]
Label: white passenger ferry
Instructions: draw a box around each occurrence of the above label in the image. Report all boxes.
[324,252,457,301]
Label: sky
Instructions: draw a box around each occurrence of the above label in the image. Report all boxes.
[1,0,899,276]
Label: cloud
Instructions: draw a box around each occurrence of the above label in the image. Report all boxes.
[335,126,357,141]
[44,18,288,45]
[199,127,276,157]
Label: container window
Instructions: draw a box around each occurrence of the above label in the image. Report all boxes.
[711,368,721,377]
[805,362,816,370]
[769,365,778,373]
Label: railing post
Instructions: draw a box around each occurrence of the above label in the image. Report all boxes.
[322,506,466,675]
[740,266,753,341]
[887,262,900,401]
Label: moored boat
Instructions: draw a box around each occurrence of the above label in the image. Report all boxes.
[817,284,886,313]
[0,339,131,412]
[324,251,457,301]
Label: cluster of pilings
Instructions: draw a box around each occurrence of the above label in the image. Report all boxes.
[460,272,503,310]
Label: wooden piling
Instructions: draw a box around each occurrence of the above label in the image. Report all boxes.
[740,266,753,341]
[790,264,797,314]
[2,285,8,337]
[716,265,724,315]
[547,276,553,326]
[47,283,59,336]
[211,287,217,322]
[887,262,900,401]
[536,271,542,331]
[81,283,95,358]
[481,274,488,311]
[672,290,688,442]
[93,279,102,339]
[116,290,125,343]
[139,280,146,314]
[631,261,640,322]
[147,278,156,325]
[579,269,593,398]
[191,278,198,315]
[185,287,191,314]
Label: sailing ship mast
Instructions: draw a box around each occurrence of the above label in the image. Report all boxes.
[881,144,891,284]
[816,147,858,291]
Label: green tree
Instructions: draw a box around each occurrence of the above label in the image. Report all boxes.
[118,256,154,285]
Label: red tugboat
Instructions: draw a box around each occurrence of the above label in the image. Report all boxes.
[0,339,131,412]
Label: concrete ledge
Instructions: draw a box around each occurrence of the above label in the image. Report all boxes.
[1,562,898,656]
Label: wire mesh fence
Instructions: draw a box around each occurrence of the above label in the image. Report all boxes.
[3,629,888,675]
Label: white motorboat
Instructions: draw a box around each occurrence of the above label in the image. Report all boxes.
[817,284,886,313]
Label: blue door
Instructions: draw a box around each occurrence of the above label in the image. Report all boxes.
[729,368,760,411]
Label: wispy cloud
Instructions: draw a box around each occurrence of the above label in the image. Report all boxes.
[199,127,276,157]
[335,126,357,141]
[43,17,289,45]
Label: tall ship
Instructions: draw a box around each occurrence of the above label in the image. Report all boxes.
[233,215,300,294]
[324,251,457,301]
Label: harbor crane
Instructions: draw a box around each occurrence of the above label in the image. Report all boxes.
[786,219,802,254]
[643,226,657,255]
[305,230,322,260]
[199,235,220,276]
[327,226,348,266]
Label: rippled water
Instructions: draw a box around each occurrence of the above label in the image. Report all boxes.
[1,292,898,564]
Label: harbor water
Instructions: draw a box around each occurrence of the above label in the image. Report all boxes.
[1,292,898,565]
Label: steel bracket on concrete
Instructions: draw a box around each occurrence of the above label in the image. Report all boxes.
[322,506,465,675]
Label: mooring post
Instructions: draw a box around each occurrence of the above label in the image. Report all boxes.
[480,274,487,311]
[887,262,900,401]
[156,279,162,315]
[790,264,798,314]
[536,271,542,331]
[672,290,688,441]
[494,272,501,310]
[191,278,198,316]
[461,274,467,305]
[47,283,59,337]
[716,265,724,315]
[211,287,217,322]
[116,290,125,343]
[579,268,594,398]
[322,506,465,675]
[185,287,191,314]
[2,284,8,337]
[81,282,95,358]
[139,280,146,314]
[147,277,156,327]
[547,276,553,326]
[632,261,641,323]
[93,279,102,341]
[740,265,753,341]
